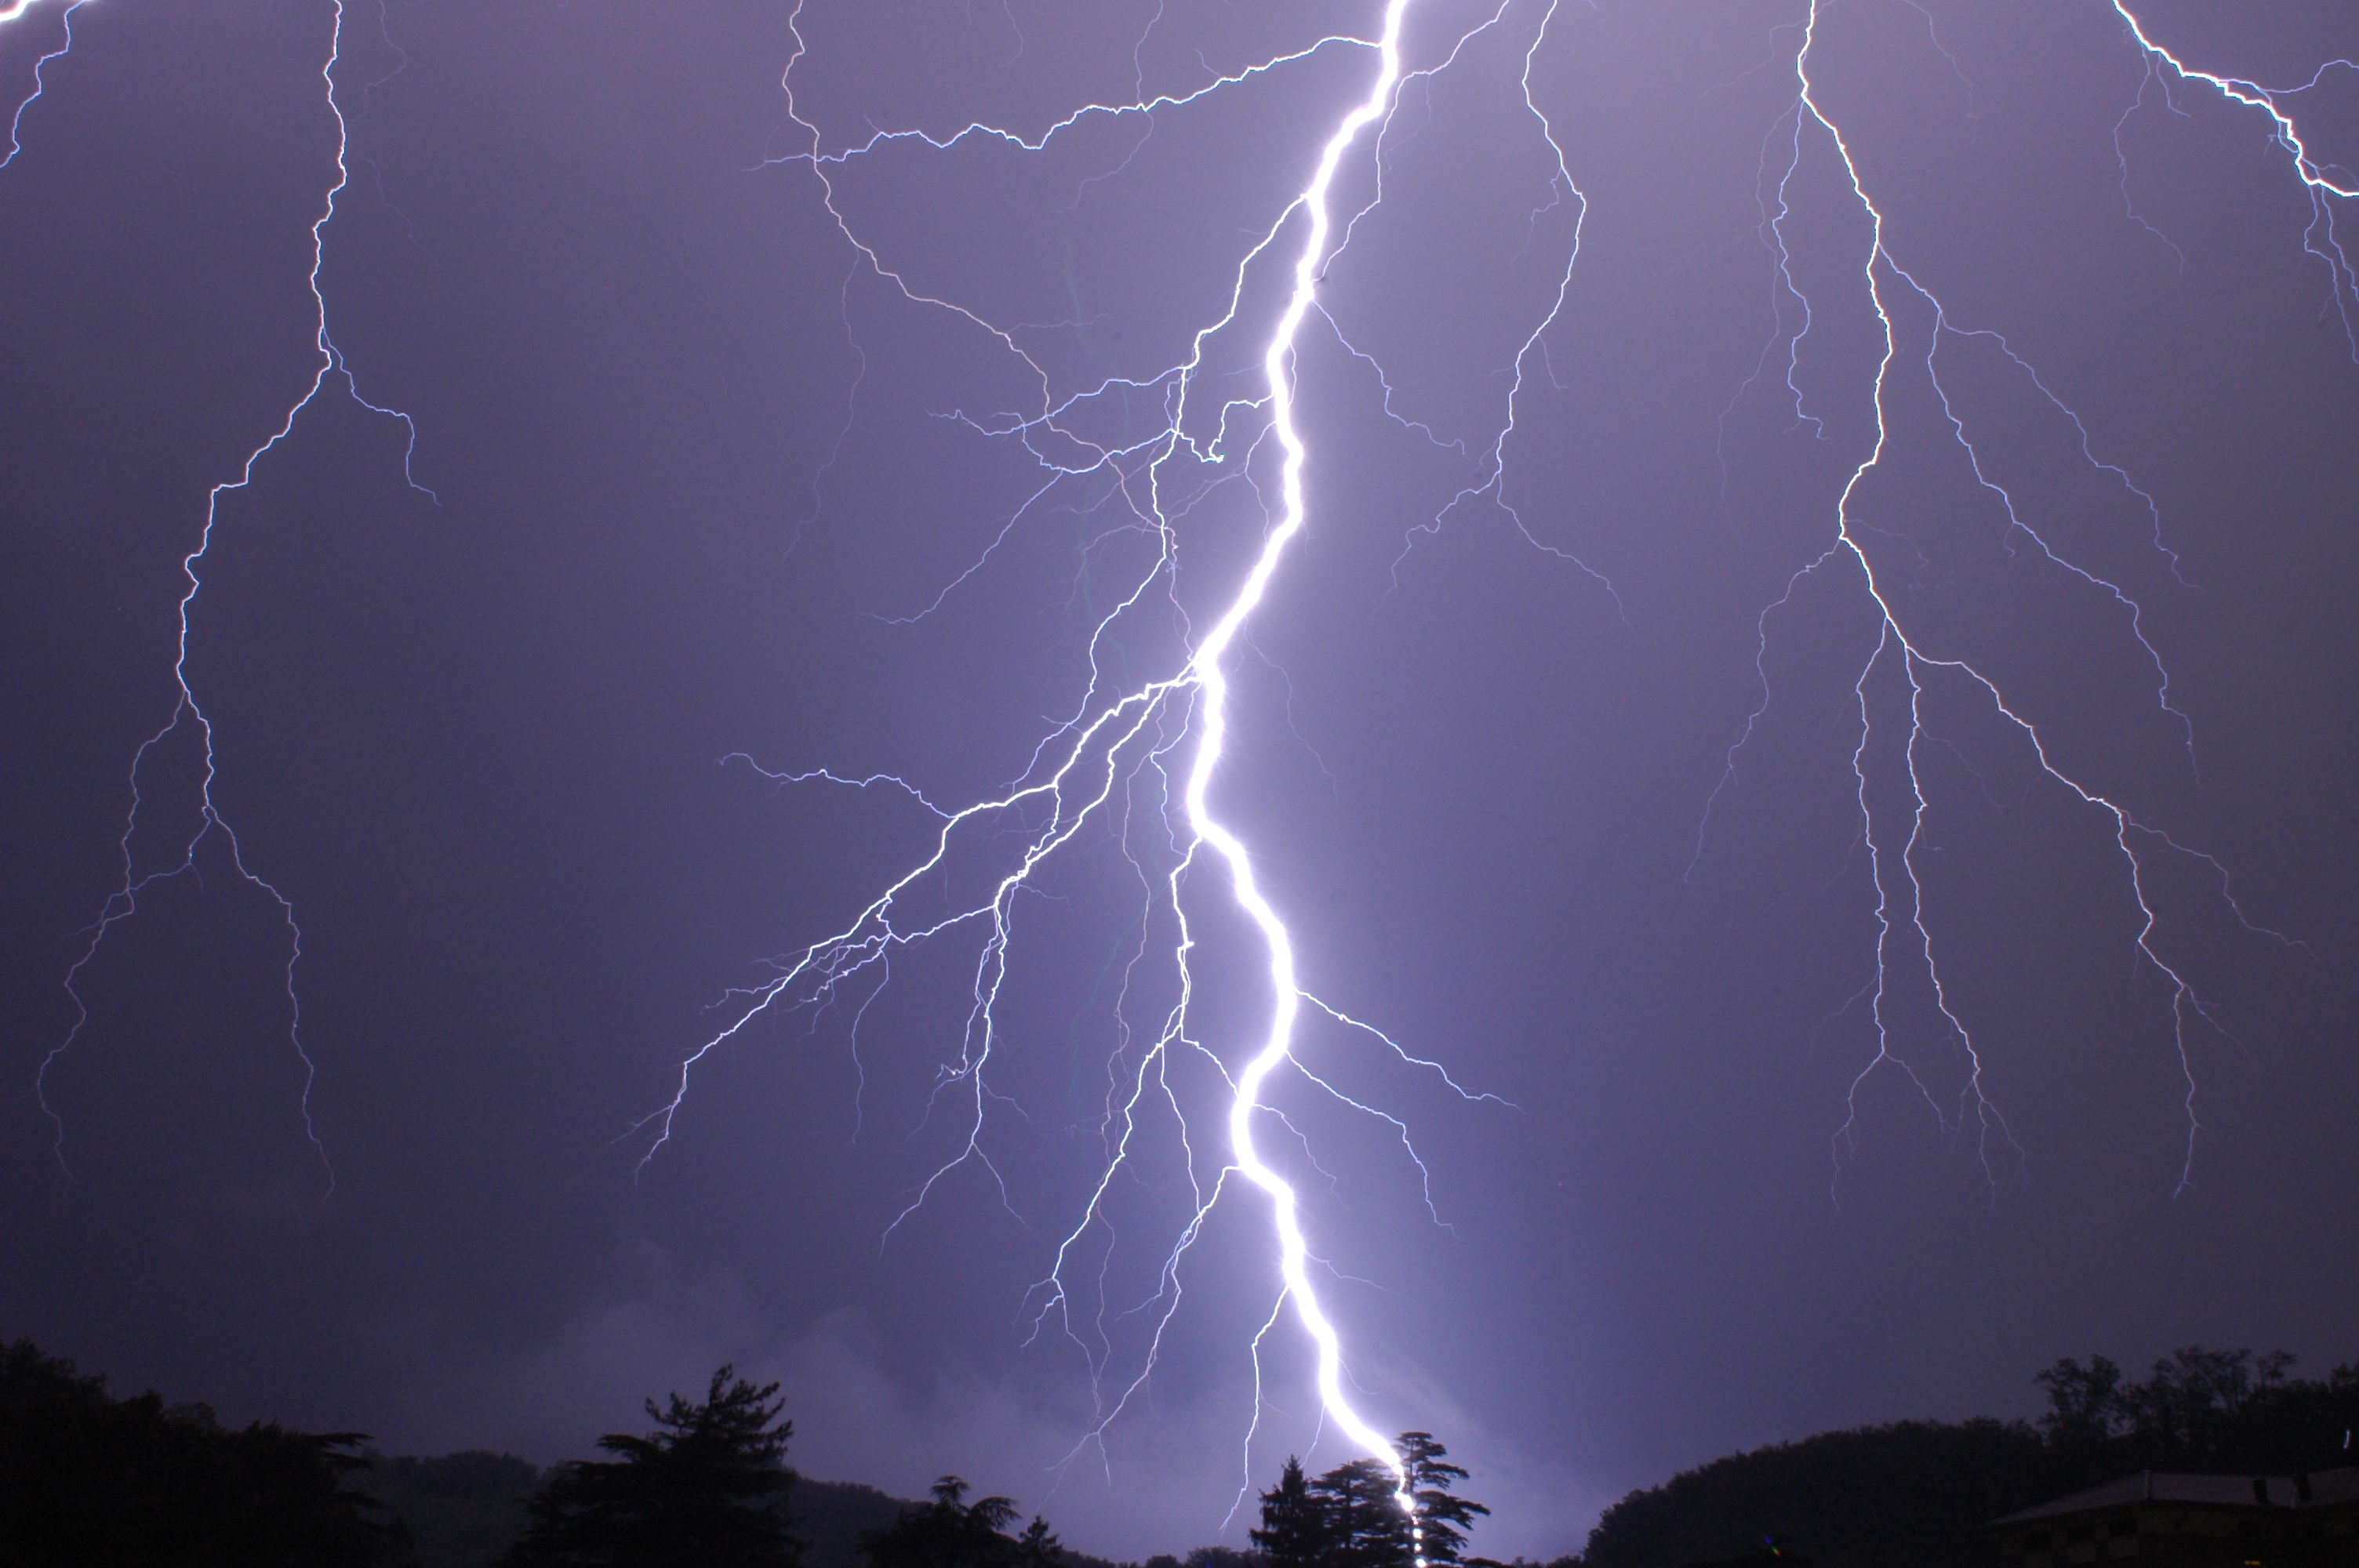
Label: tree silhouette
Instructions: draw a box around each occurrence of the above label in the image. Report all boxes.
[1398,1432,1488,1567]
[1254,1433,1488,1568]
[0,1338,382,1568]
[1310,1457,1416,1568]
[1253,1456,1334,1568]
[1185,1548,1267,1568]
[2122,1345,2292,1464]
[2032,1355,2124,1451]
[1015,1514,1063,1568]
[1575,1349,2359,1568]
[859,1475,1029,1568]
[503,1366,799,1568]
[2033,1345,2335,1470]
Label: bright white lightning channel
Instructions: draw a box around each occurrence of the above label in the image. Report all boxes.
[646,0,1507,1534]
[1190,0,1427,1530]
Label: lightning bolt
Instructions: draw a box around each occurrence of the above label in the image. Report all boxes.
[24,0,432,1189]
[1692,1,2323,1200]
[2110,5,2359,354]
[641,0,1578,1537]
[646,0,2343,1529]
[1185,0,1429,1529]
[2,0,85,172]
[20,0,2345,1544]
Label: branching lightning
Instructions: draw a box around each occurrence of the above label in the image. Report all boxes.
[18,0,2350,1540]
[660,0,2345,1500]
[1693,1,2326,1199]
[2110,7,2359,353]
[640,0,1541,1530]
[18,0,433,1189]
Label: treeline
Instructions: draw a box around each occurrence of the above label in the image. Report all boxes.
[18,1332,2344,1568]
[0,1338,1496,1568]
[365,1450,1108,1568]
[1249,1439,1488,1568]
[0,1338,383,1566]
[0,1341,1127,1568]
[1566,1347,2359,1568]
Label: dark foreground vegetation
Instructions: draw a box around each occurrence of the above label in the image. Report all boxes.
[0,1338,381,1566]
[5,1337,2352,1568]
[1567,1347,2359,1568]
[0,1336,1485,1568]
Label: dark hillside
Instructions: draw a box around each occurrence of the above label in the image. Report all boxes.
[1572,1418,2063,1568]
[1571,1351,2359,1567]
[361,1451,540,1568]
[796,1479,932,1568]
[357,1462,1134,1568]
[804,1480,1132,1568]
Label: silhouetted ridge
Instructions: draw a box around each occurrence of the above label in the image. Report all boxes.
[1568,1348,2359,1567]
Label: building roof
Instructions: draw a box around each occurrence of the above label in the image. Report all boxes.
[1991,1468,2359,1526]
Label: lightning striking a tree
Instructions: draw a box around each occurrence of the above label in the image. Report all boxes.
[12,0,2350,1537]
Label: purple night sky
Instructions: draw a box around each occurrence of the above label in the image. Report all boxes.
[2,1,2354,1559]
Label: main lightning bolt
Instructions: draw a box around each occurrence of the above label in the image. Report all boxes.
[1187,0,1427,1531]
[642,0,1567,1537]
